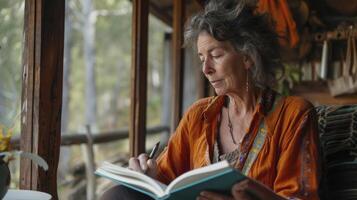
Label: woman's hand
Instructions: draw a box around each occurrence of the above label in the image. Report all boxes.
[197,179,286,200]
[196,179,254,200]
[128,153,158,179]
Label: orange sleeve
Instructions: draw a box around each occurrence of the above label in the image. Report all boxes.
[274,107,320,200]
[156,111,191,185]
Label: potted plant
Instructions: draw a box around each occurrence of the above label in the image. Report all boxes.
[0,126,12,198]
[0,126,48,199]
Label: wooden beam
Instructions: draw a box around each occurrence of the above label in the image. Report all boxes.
[171,0,186,131]
[292,81,357,105]
[21,0,64,198]
[149,2,172,27]
[21,0,35,191]
[130,0,172,27]
[130,0,149,157]
[11,126,170,149]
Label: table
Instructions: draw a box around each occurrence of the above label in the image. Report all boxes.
[3,189,52,200]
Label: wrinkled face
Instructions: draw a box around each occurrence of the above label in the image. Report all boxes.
[197,32,252,95]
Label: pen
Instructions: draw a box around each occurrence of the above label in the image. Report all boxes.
[148,141,160,159]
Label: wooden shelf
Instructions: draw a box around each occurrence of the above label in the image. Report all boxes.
[291,81,357,106]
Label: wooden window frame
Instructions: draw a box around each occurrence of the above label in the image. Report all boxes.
[171,0,186,131]
[130,0,149,157]
[19,0,190,198]
[21,0,64,198]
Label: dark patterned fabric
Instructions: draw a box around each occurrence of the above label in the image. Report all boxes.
[316,105,357,200]
[316,105,357,164]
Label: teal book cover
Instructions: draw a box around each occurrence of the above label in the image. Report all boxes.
[159,168,245,200]
[96,160,246,200]
[96,167,246,200]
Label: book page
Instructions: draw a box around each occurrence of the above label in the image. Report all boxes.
[99,162,167,194]
[165,160,231,194]
[96,168,166,197]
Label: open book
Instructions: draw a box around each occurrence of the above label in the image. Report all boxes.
[95,160,246,200]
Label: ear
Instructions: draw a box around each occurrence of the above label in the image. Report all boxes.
[243,55,254,70]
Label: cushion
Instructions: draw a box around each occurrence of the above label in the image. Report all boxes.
[315,105,357,199]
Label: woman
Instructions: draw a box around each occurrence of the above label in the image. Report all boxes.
[101,0,320,199]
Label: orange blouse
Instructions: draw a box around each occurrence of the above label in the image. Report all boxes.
[156,94,320,200]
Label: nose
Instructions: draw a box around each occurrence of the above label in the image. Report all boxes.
[202,58,214,75]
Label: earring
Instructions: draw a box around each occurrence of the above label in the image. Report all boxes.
[246,69,249,93]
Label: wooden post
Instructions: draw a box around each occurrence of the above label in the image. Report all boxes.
[171,0,186,132]
[21,0,64,198]
[130,0,149,157]
[82,125,96,200]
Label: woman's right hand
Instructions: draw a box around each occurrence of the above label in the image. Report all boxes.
[128,153,158,179]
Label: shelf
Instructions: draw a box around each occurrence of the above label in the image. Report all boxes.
[291,81,357,106]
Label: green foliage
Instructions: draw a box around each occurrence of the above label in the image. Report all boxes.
[0,0,24,130]
[1,0,170,196]
[0,0,168,132]
[147,15,168,126]
[276,64,301,96]
[65,0,169,132]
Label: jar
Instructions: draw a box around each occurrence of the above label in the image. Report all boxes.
[0,156,10,199]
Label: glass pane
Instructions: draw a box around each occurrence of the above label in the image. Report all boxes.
[0,0,25,188]
[59,0,133,198]
[146,14,170,150]
[59,1,171,198]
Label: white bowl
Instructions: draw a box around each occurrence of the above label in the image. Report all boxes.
[3,189,52,200]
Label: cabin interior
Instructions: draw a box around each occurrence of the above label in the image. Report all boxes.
[1,0,357,199]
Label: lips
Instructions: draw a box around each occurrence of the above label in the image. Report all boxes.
[210,79,222,87]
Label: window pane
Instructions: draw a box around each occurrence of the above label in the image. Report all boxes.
[0,0,25,188]
[60,0,133,198]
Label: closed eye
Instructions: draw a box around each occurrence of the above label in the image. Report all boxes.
[211,50,224,59]
[211,54,223,62]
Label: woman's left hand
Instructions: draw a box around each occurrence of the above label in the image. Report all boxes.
[196,179,286,200]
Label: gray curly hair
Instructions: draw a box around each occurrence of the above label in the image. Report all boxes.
[184,0,283,87]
